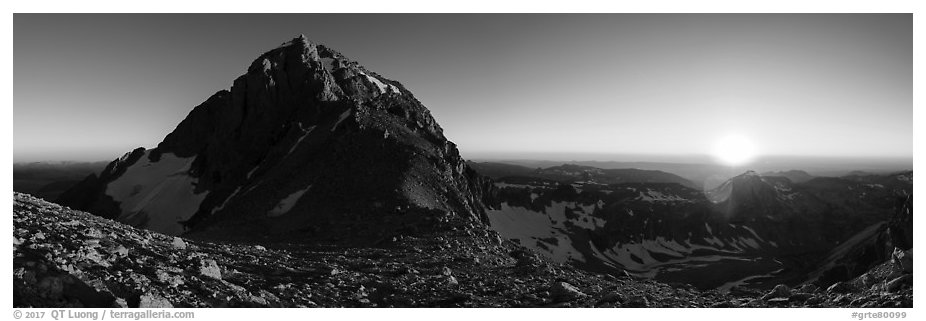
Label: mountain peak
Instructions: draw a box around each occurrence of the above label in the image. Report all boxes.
[57,35,493,243]
[275,34,312,49]
[739,170,760,177]
[707,170,769,200]
[761,169,814,183]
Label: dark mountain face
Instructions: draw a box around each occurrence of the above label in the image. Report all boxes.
[485,168,911,290]
[707,171,788,221]
[58,35,493,244]
[804,195,913,287]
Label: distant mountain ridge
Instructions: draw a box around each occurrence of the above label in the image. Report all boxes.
[14,161,108,201]
[473,158,912,190]
[760,170,814,183]
[469,162,697,189]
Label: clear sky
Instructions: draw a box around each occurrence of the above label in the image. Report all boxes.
[14,14,912,163]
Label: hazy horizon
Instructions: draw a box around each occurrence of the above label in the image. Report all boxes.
[14,14,912,164]
[15,151,912,176]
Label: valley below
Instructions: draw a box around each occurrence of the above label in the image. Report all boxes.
[476,163,913,295]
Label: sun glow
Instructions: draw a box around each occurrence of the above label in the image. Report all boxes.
[712,134,757,166]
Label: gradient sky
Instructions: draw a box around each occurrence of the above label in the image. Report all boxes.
[14,14,912,163]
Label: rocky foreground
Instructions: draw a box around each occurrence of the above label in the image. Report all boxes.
[13,193,912,308]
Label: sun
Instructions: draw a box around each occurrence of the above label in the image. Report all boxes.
[712,134,757,166]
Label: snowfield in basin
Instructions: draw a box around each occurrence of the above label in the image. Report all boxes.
[486,182,771,282]
[487,202,593,263]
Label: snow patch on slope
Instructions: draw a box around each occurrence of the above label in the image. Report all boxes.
[331,110,352,132]
[359,71,401,95]
[105,151,207,236]
[210,187,242,215]
[636,189,688,202]
[268,185,312,217]
[288,124,317,155]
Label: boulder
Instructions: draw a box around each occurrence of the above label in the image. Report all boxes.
[761,284,792,300]
[859,273,876,288]
[171,237,187,250]
[710,301,733,308]
[155,269,184,287]
[805,296,824,306]
[549,281,587,302]
[796,284,819,293]
[886,274,913,293]
[327,266,341,276]
[788,293,813,302]
[510,249,543,268]
[36,276,64,299]
[113,245,129,258]
[826,281,853,294]
[138,293,173,308]
[767,297,790,306]
[598,291,625,304]
[891,247,912,273]
[198,259,222,280]
[623,294,649,308]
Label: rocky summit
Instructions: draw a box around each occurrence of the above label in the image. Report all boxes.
[57,35,493,244]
